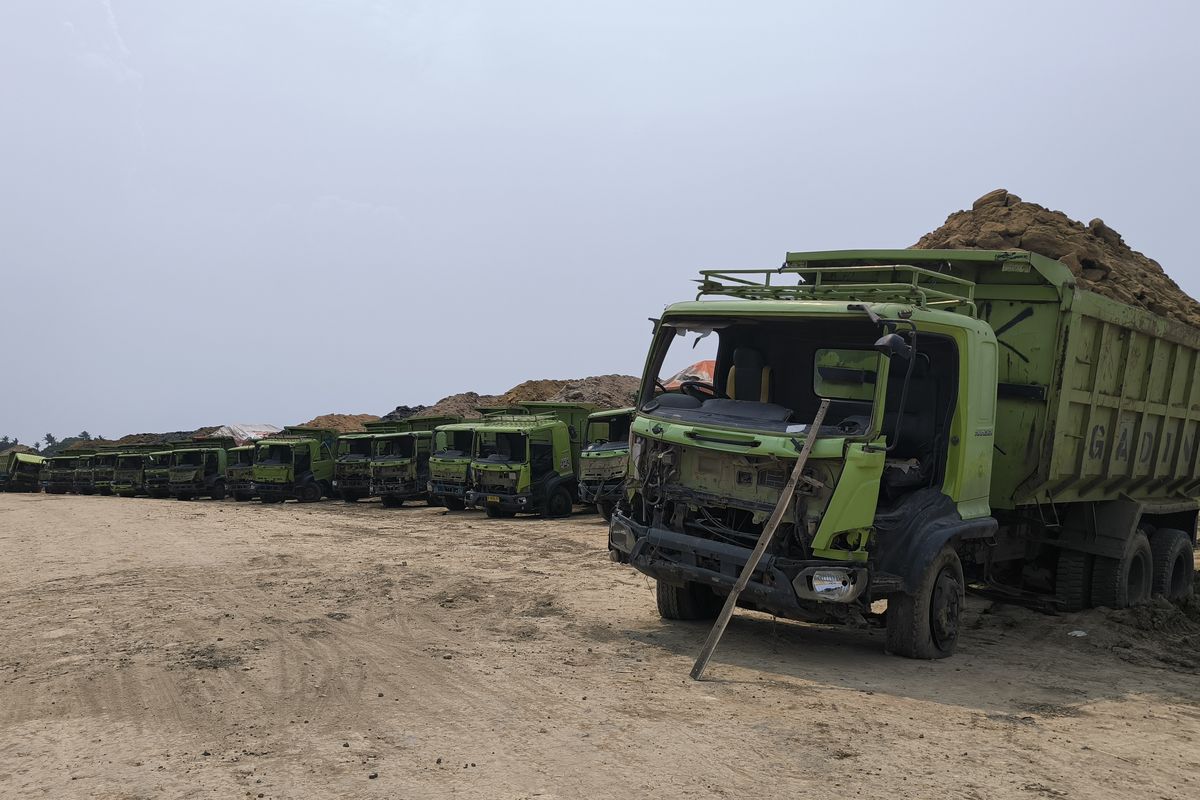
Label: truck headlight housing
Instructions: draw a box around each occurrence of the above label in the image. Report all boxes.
[806,568,860,603]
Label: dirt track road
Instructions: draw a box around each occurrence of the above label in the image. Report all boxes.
[1,493,1198,798]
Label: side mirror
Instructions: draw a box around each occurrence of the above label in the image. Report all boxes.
[874,332,913,360]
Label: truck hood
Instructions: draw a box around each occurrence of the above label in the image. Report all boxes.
[254,464,293,482]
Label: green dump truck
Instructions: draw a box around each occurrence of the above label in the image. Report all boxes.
[465,402,598,518]
[579,408,634,520]
[609,249,1200,660]
[111,446,168,497]
[143,448,176,498]
[427,408,527,511]
[2,451,45,492]
[369,416,460,508]
[226,446,257,501]
[332,420,406,503]
[253,427,337,503]
[73,451,98,495]
[91,448,120,496]
[168,437,234,500]
[45,453,81,494]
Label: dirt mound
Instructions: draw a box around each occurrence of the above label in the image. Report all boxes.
[0,444,37,458]
[116,427,220,446]
[1079,573,1200,673]
[67,438,120,450]
[422,375,640,420]
[297,414,380,433]
[914,189,1200,327]
[379,405,429,422]
[547,374,639,408]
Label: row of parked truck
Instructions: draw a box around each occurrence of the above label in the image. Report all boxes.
[10,248,1200,661]
[11,403,635,519]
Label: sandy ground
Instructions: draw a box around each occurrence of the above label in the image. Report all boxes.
[1,493,1198,799]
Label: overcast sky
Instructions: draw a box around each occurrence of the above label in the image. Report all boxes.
[3,1,1198,445]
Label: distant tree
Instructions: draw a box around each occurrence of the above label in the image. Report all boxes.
[78,431,91,441]
[0,436,10,447]
[43,433,58,448]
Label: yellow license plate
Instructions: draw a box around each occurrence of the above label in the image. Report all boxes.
[487,495,500,503]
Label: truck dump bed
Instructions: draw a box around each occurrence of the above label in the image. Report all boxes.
[776,249,1200,509]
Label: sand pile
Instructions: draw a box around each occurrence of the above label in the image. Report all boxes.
[421,375,640,419]
[914,189,1200,327]
[116,427,220,446]
[297,413,380,433]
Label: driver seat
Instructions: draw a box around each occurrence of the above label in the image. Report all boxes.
[726,347,772,402]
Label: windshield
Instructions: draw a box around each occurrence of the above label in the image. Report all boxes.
[641,316,888,435]
[434,430,475,457]
[476,431,527,463]
[257,444,294,464]
[173,451,204,466]
[54,459,77,469]
[585,414,632,452]
[233,449,254,466]
[116,456,142,468]
[374,437,414,458]
[339,439,373,458]
[95,454,117,466]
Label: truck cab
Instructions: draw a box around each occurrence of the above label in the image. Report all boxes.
[370,431,433,507]
[168,438,233,500]
[253,427,336,503]
[465,402,598,518]
[112,446,163,497]
[579,408,634,520]
[73,452,97,495]
[92,449,119,495]
[45,454,79,494]
[143,449,176,498]
[226,446,256,501]
[334,433,378,502]
[428,423,483,511]
[2,451,45,493]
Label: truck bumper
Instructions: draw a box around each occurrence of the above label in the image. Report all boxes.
[255,482,295,501]
[428,480,467,499]
[466,489,535,513]
[373,479,425,499]
[579,478,624,504]
[608,510,869,619]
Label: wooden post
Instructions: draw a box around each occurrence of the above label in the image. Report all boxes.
[690,399,831,681]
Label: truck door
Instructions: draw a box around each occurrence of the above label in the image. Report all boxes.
[295,445,312,477]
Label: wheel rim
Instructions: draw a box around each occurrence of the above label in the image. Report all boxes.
[929,569,961,651]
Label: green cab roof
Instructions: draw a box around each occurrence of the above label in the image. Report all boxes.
[471,413,564,433]
[588,407,634,421]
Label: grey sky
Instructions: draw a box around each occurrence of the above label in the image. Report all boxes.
[3,1,1199,445]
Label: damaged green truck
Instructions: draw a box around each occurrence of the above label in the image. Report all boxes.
[609,249,1199,659]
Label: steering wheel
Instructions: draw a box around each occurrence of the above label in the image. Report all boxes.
[679,380,721,402]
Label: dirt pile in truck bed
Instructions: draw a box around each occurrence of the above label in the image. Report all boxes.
[379,405,429,422]
[115,427,220,446]
[297,414,381,433]
[421,375,640,419]
[914,189,1200,327]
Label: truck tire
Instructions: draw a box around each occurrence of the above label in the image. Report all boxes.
[210,480,226,501]
[380,495,404,508]
[544,487,573,519]
[596,501,615,522]
[655,580,721,621]
[485,504,514,518]
[1091,530,1153,608]
[1055,549,1094,612]
[444,497,466,511]
[297,482,322,503]
[885,544,964,659]
[1149,528,1194,600]
[233,492,252,502]
[341,489,361,503]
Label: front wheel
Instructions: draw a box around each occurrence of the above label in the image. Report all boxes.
[886,544,964,659]
[210,480,226,501]
[443,497,466,511]
[543,486,573,519]
[597,501,615,522]
[296,482,322,503]
[380,495,404,508]
[656,580,722,621]
[485,504,515,519]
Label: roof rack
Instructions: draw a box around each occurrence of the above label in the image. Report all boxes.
[696,262,978,316]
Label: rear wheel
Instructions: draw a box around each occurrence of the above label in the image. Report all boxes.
[1091,530,1153,608]
[297,482,322,503]
[485,504,515,518]
[1055,549,1094,612]
[544,486,573,519]
[656,580,722,621]
[886,544,964,659]
[1150,528,1194,600]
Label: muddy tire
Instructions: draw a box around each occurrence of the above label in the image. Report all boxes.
[341,489,362,503]
[210,480,226,501]
[443,497,466,511]
[1055,549,1094,612]
[886,545,964,659]
[544,487,573,519]
[1091,530,1153,608]
[655,580,721,621]
[380,495,404,508]
[1149,528,1194,600]
[597,501,615,522]
[296,482,322,503]
[485,504,514,519]
[233,492,252,502]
